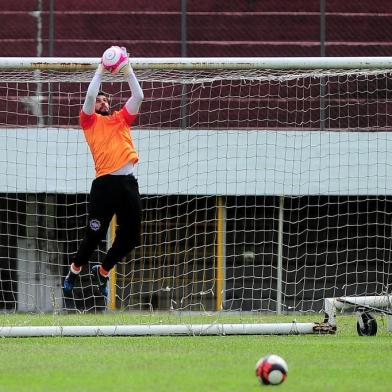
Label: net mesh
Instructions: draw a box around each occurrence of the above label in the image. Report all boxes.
[1,65,392,319]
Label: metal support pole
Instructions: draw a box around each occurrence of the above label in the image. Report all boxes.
[216,197,226,311]
[181,0,187,57]
[320,0,326,132]
[108,215,117,310]
[320,0,326,57]
[180,0,188,129]
[47,0,55,126]
[49,0,55,56]
[276,196,284,314]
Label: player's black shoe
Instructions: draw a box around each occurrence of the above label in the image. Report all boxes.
[91,265,109,297]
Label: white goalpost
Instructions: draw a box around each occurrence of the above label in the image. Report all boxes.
[1,56,392,337]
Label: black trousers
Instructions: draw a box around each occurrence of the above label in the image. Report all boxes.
[72,174,142,271]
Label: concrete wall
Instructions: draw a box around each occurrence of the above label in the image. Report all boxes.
[2,127,392,196]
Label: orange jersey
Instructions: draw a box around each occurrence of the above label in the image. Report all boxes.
[80,107,139,177]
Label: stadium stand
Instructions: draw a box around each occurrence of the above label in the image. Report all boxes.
[1,0,392,57]
[1,1,392,129]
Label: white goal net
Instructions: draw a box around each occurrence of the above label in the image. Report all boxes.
[1,57,392,335]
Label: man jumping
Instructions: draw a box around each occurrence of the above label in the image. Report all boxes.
[63,48,144,297]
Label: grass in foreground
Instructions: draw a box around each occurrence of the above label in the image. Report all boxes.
[0,314,391,392]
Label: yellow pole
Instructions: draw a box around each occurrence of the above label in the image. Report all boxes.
[108,215,117,310]
[216,197,224,311]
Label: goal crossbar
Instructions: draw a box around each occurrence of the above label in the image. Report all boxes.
[2,56,392,70]
[1,56,391,336]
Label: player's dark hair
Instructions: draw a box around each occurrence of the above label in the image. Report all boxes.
[97,91,106,97]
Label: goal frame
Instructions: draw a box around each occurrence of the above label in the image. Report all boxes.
[1,56,392,337]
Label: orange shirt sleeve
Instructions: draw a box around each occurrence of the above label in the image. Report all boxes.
[120,107,138,126]
[80,110,97,129]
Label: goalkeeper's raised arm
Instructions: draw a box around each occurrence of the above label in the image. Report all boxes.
[63,48,143,299]
[122,59,144,115]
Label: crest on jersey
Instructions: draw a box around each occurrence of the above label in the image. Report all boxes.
[89,219,101,231]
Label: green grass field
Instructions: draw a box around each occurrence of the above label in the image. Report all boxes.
[0,314,390,392]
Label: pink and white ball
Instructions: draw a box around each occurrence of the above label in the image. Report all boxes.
[101,46,128,74]
[255,354,288,386]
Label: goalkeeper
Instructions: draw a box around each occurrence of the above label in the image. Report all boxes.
[63,48,144,297]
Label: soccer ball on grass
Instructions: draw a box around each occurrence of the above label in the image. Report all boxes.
[255,354,288,386]
[101,46,128,74]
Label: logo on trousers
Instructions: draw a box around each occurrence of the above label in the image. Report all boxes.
[89,219,101,231]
